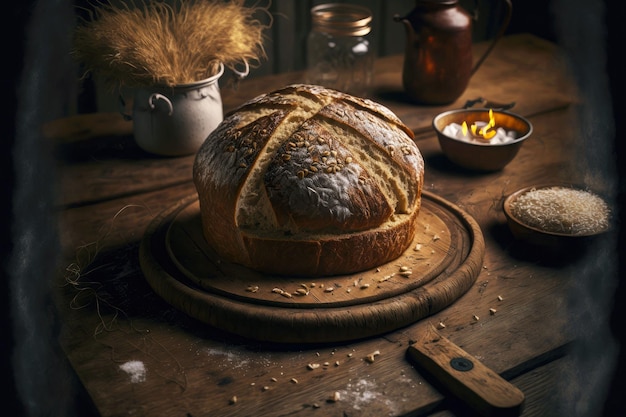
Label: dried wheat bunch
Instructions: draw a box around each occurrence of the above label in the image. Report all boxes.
[73,0,270,88]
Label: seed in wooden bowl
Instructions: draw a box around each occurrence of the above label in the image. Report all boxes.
[509,186,609,235]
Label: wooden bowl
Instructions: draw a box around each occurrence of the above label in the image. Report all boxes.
[502,184,611,249]
[433,108,532,171]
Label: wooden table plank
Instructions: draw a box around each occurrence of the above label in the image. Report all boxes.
[429,357,569,417]
[58,259,573,417]
[51,33,611,417]
[55,108,596,417]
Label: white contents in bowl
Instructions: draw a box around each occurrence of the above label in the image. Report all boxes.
[509,186,610,235]
[443,122,518,144]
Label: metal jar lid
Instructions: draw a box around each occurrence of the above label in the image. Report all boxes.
[311,3,372,37]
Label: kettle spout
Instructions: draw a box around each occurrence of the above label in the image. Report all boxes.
[393,14,418,43]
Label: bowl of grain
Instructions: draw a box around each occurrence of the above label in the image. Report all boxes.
[433,108,532,171]
[503,184,611,248]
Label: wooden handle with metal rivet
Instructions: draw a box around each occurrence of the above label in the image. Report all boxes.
[406,326,525,417]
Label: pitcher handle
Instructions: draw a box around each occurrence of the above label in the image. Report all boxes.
[232,59,250,80]
[149,93,173,116]
[471,0,512,75]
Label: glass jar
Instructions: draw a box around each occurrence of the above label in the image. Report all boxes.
[305,3,374,97]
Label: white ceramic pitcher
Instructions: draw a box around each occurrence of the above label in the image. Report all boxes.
[121,62,237,156]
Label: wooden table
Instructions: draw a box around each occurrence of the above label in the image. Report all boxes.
[47,34,617,416]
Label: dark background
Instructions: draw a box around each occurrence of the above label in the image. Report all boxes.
[3,0,624,416]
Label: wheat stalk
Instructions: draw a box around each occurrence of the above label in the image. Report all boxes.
[73,0,270,88]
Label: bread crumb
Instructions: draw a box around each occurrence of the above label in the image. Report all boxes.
[365,350,380,363]
[328,391,341,402]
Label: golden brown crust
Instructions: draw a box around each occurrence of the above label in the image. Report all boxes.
[240,210,420,276]
[193,108,293,261]
[193,84,424,277]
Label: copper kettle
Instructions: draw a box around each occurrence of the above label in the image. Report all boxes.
[395,0,512,105]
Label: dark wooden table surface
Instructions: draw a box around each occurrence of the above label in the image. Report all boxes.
[45,34,618,417]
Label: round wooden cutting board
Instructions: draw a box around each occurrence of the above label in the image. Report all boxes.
[139,191,484,344]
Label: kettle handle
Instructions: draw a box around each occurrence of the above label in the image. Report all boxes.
[471,0,512,75]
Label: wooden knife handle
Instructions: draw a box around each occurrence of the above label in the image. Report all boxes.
[407,327,525,417]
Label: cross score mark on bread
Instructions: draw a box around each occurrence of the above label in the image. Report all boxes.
[193,84,424,276]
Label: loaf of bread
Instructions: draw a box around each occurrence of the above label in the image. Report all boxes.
[193,84,424,276]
